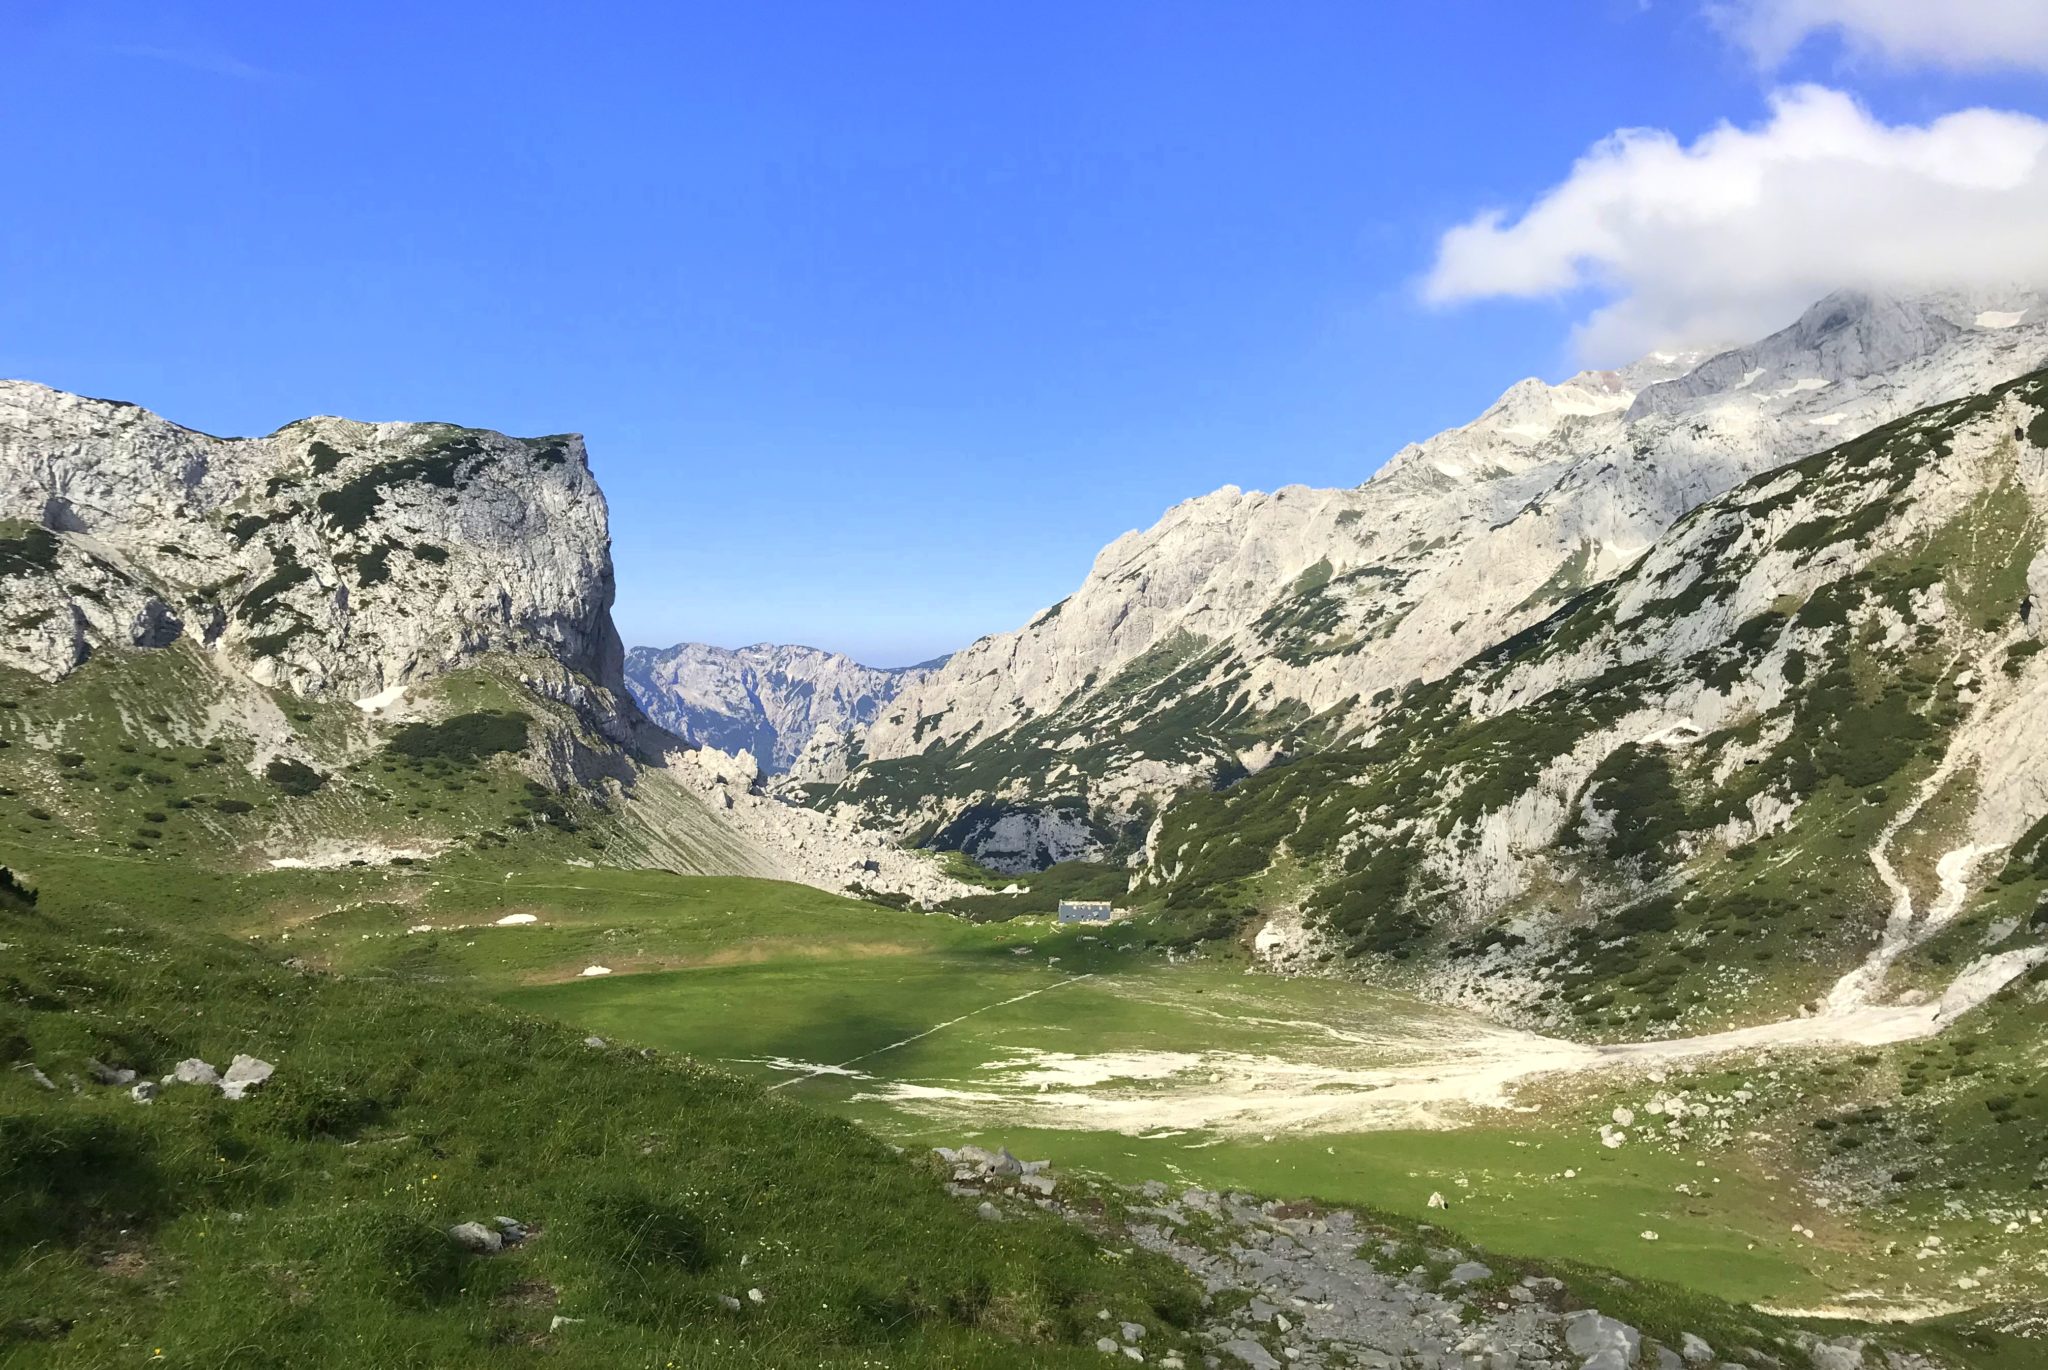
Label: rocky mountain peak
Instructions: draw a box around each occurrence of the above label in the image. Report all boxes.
[0,379,626,713]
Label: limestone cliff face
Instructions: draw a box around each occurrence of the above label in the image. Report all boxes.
[811,291,2048,866]
[0,381,623,716]
[624,641,937,773]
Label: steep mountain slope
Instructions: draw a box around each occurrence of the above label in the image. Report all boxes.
[625,641,939,772]
[802,291,2048,871]
[0,381,972,904]
[1140,366,2048,1039]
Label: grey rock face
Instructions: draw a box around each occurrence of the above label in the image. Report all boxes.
[0,381,623,709]
[625,641,940,774]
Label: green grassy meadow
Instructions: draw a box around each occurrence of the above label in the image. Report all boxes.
[9,842,2046,1365]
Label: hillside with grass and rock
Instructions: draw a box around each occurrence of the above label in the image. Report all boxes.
[795,291,2048,873]
[0,383,973,906]
[1133,367,2048,1041]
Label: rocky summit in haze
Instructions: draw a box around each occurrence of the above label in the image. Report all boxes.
[796,290,2048,872]
[624,640,941,773]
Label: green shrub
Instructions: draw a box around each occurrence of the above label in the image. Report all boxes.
[385,711,530,765]
[266,758,327,796]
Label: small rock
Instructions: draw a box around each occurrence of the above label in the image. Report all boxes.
[1121,1321,1146,1342]
[1446,1261,1493,1285]
[977,1201,1003,1222]
[86,1058,136,1086]
[1427,1191,1447,1209]
[219,1054,274,1101]
[171,1058,220,1087]
[547,1315,582,1332]
[583,1036,607,1049]
[746,1287,765,1304]
[493,1216,530,1244]
[1021,1174,1057,1197]
[131,1081,159,1105]
[1808,1343,1864,1370]
[1098,1337,1121,1354]
[717,1294,742,1312]
[447,1221,503,1254]
[1219,1339,1280,1370]
[1679,1333,1715,1365]
[1564,1311,1642,1369]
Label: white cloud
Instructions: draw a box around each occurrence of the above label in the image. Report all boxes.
[1711,0,2048,73]
[1423,86,2048,363]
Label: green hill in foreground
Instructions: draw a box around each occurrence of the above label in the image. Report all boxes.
[0,867,1209,1368]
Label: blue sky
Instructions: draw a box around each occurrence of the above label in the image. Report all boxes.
[4,3,2046,665]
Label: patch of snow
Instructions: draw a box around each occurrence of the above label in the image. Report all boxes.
[1976,309,2026,329]
[493,913,538,926]
[578,965,613,977]
[353,684,409,713]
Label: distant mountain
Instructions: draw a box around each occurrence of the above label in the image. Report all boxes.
[796,290,2048,872]
[625,641,942,773]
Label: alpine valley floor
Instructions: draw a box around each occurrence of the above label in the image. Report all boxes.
[206,850,2048,1336]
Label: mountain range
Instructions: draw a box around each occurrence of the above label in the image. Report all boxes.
[623,641,939,773]
[11,287,2048,1362]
